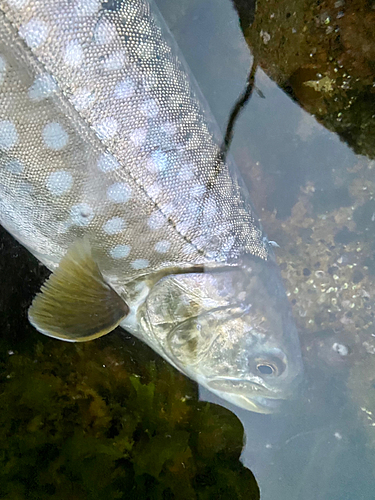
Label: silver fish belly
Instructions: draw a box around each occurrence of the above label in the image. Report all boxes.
[0,0,303,412]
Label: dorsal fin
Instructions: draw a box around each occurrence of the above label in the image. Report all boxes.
[28,239,129,341]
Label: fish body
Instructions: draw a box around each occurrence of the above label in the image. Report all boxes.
[0,0,302,412]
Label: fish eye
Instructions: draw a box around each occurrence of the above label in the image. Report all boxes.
[255,355,286,377]
[256,363,276,376]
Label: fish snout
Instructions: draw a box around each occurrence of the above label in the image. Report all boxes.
[201,345,304,413]
[204,377,286,413]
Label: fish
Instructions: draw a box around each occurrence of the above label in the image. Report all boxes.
[0,0,303,412]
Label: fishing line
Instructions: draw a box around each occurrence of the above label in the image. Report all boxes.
[219,56,258,163]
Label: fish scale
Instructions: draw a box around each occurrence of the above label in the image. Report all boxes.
[0,0,267,279]
[0,0,303,412]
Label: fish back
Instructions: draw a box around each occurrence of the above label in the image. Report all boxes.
[0,0,267,281]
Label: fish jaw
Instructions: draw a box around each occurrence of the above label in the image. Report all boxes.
[198,377,289,414]
[136,256,303,413]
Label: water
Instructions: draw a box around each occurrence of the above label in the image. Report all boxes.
[155,0,375,498]
[1,0,375,498]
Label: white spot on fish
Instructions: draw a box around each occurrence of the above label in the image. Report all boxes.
[97,153,120,172]
[103,51,126,70]
[5,159,23,174]
[161,121,177,135]
[71,88,96,111]
[107,182,132,203]
[221,235,236,253]
[190,184,206,198]
[0,120,17,150]
[204,199,217,221]
[56,219,71,234]
[267,239,280,248]
[175,219,193,236]
[19,19,49,49]
[0,55,6,85]
[42,122,68,150]
[140,98,159,118]
[46,171,73,195]
[178,163,195,181]
[154,240,170,253]
[130,128,147,147]
[114,79,135,99]
[6,0,29,8]
[93,18,116,45]
[94,117,118,141]
[109,244,130,259]
[134,281,148,293]
[145,157,157,174]
[147,182,161,199]
[131,259,149,270]
[146,151,169,173]
[161,201,174,217]
[75,0,100,16]
[70,203,94,226]
[332,342,349,356]
[103,216,125,235]
[64,42,83,67]
[147,210,165,230]
[186,200,200,218]
[152,151,169,172]
[191,235,208,252]
[28,74,57,101]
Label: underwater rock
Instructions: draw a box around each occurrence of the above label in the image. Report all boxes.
[233,0,375,159]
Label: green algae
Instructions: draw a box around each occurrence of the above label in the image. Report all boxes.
[0,335,259,500]
[0,227,259,500]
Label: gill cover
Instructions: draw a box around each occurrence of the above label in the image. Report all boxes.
[141,258,303,413]
[143,271,232,365]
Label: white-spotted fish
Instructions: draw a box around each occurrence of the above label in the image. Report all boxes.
[0,0,302,412]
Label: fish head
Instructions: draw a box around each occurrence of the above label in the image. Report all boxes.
[139,255,303,413]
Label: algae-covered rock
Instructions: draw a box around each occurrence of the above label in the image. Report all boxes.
[254,157,375,366]
[233,0,375,159]
[0,227,259,500]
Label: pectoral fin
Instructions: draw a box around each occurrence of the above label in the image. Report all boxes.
[28,239,129,341]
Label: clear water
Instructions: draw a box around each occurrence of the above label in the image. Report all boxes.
[1,0,374,498]
[155,0,375,498]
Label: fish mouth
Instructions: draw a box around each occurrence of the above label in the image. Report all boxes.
[206,377,285,413]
